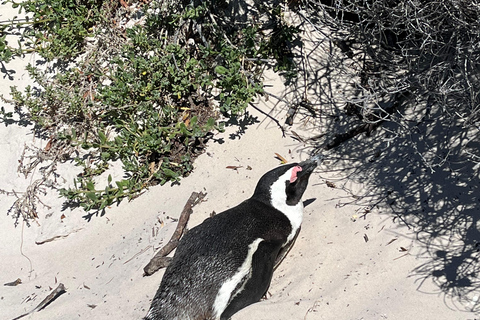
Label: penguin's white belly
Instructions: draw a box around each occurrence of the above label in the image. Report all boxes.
[273,200,303,243]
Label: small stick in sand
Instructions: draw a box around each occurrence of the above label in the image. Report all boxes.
[143,191,206,276]
[12,283,66,320]
[4,278,22,286]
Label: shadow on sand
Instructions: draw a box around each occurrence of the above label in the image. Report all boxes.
[264,7,480,314]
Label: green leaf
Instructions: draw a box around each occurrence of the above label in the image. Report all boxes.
[86,181,95,191]
[98,130,107,144]
[86,192,97,201]
[206,117,215,128]
[163,168,177,178]
[215,66,227,75]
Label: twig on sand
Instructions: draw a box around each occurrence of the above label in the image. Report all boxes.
[304,300,321,320]
[12,283,66,320]
[249,102,286,137]
[123,245,153,265]
[143,191,207,276]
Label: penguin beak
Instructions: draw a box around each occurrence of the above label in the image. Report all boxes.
[285,154,322,206]
[296,154,323,180]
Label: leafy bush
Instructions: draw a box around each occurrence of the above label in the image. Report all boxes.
[1,0,299,217]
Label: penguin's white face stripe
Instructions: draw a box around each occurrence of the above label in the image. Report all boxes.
[270,167,304,243]
[213,238,264,319]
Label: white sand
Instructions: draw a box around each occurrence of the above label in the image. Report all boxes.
[0,3,477,320]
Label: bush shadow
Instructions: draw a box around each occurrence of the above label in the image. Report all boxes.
[272,6,480,314]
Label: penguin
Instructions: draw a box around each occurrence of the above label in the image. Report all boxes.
[145,154,322,320]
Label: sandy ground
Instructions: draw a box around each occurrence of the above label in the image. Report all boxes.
[1,3,478,320]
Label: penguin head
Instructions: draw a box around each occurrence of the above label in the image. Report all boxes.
[252,155,322,207]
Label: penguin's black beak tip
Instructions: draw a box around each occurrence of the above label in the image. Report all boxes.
[312,153,324,163]
[296,154,323,179]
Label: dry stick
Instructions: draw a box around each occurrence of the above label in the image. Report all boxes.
[325,122,378,150]
[325,92,406,150]
[20,220,33,280]
[248,102,286,138]
[143,191,207,276]
[123,245,153,265]
[12,283,66,320]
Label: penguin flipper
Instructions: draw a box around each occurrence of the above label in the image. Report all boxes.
[273,227,300,270]
[220,240,282,320]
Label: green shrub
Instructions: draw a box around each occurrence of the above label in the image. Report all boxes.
[1,0,298,215]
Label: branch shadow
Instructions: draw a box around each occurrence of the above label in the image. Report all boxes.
[224,111,260,140]
[267,5,480,314]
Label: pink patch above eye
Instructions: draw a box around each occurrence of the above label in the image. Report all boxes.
[290,166,303,183]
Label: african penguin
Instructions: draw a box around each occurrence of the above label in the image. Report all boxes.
[145,155,322,320]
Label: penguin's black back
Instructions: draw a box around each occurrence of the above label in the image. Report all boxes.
[147,198,292,320]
